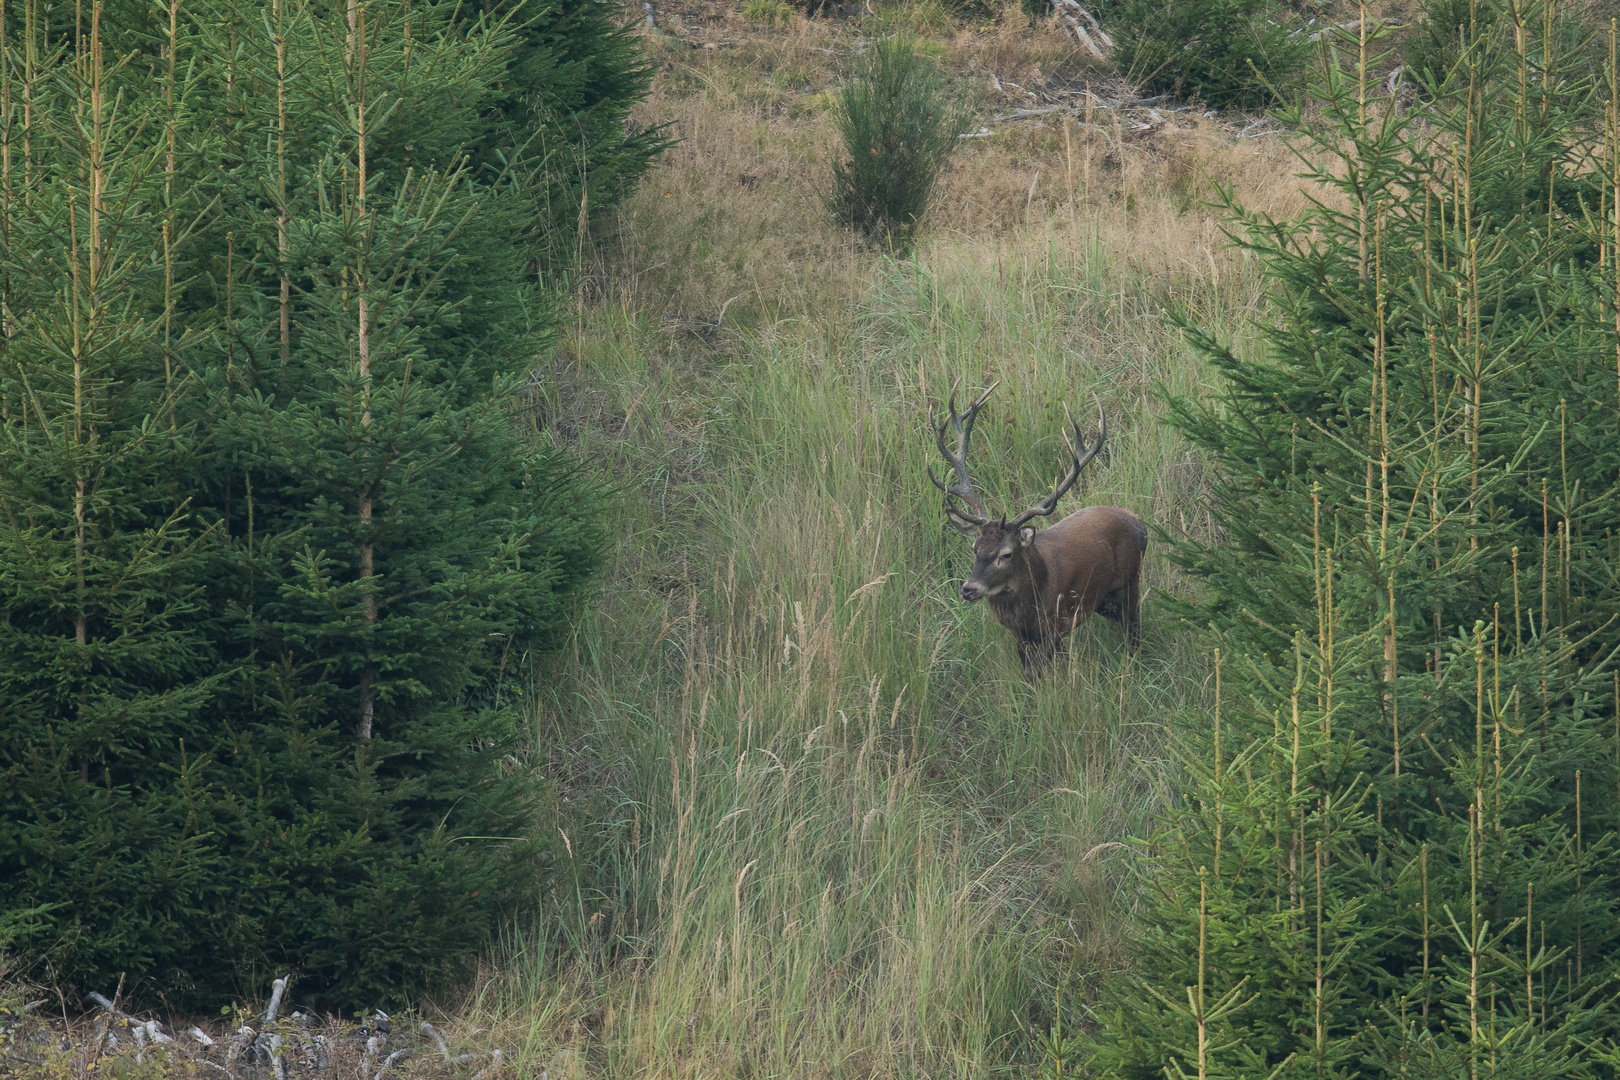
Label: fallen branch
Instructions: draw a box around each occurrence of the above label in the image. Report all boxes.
[86,992,128,1019]
[471,1049,506,1080]
[421,1021,450,1062]
[1048,0,1113,57]
[262,976,289,1026]
[89,991,175,1060]
[990,106,1064,122]
[374,1048,408,1080]
[16,991,476,1079]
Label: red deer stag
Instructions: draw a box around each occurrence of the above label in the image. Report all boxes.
[931,385,1146,679]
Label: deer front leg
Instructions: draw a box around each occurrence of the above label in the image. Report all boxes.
[1123,578,1142,650]
[1017,636,1059,681]
[1016,640,1036,681]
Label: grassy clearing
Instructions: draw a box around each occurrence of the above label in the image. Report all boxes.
[464,8,1318,1076]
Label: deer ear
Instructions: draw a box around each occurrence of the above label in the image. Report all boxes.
[1018,526,1036,547]
[944,505,982,537]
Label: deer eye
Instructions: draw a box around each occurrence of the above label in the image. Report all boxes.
[996,551,1012,563]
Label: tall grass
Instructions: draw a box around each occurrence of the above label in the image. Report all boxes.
[471,10,1311,1075]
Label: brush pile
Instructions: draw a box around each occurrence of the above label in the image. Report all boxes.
[976,76,1280,138]
[0,978,512,1079]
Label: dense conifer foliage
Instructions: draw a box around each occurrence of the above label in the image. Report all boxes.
[1089,14,1620,1077]
[0,0,652,1010]
[1095,0,1309,108]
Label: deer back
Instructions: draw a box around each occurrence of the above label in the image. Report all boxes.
[1032,505,1146,614]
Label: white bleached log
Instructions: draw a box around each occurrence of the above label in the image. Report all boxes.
[87,993,125,1016]
[87,992,174,1063]
[421,1021,450,1061]
[226,1025,255,1067]
[1048,0,1113,58]
[374,1048,408,1080]
[263,977,289,1025]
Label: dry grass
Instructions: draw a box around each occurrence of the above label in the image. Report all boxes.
[596,0,1309,325]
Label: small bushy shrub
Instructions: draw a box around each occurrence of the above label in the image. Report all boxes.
[1098,0,1308,108]
[830,34,971,247]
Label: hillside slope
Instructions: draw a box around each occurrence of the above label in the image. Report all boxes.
[479,5,1314,1075]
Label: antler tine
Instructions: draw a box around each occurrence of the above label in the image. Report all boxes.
[928,382,998,525]
[1008,392,1106,529]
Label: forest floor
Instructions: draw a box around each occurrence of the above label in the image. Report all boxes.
[3,2,1319,1077]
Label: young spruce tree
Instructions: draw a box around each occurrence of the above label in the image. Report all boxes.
[1,0,646,1009]
[0,0,227,993]
[187,0,603,1007]
[1089,9,1620,1077]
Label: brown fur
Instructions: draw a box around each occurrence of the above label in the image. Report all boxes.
[961,506,1147,679]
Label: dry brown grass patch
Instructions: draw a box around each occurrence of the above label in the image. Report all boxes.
[595,0,1309,325]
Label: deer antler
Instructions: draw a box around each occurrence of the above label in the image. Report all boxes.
[929,382,998,527]
[1007,393,1106,529]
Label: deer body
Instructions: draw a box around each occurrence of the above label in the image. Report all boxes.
[971,507,1147,677]
[932,386,1146,679]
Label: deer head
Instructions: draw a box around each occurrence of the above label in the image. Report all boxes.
[929,385,1106,603]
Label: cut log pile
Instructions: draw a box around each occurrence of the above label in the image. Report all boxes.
[966,77,1282,140]
[0,977,510,1078]
[1048,0,1112,57]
